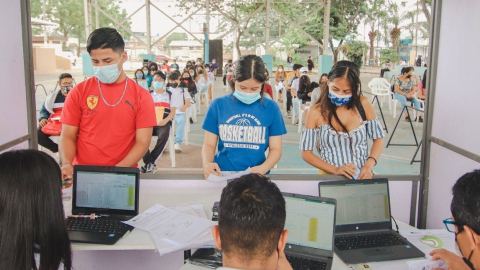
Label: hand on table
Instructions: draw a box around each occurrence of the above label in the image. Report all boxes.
[358,165,374,180]
[204,163,221,179]
[61,163,73,181]
[430,249,471,270]
[251,165,268,175]
[335,163,358,179]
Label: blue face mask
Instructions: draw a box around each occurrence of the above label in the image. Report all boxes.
[206,68,210,72]
[143,70,148,75]
[233,88,261,105]
[328,90,352,106]
[136,74,143,79]
[153,81,164,90]
[93,58,122,84]
[190,72,195,77]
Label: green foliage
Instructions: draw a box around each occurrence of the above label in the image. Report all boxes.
[30,0,132,48]
[379,48,399,64]
[341,40,369,67]
[166,32,188,47]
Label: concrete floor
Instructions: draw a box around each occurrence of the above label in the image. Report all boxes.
[34,63,423,175]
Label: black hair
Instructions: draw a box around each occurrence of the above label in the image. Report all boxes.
[205,64,211,68]
[168,70,181,81]
[0,150,72,270]
[422,69,427,90]
[153,71,166,81]
[333,60,360,75]
[317,62,361,133]
[227,59,233,64]
[218,174,286,261]
[401,66,414,75]
[86,27,124,54]
[181,70,197,92]
[451,170,480,235]
[292,64,303,71]
[149,63,158,71]
[233,54,266,91]
[134,69,145,80]
[59,73,73,82]
[188,66,197,78]
[298,74,312,93]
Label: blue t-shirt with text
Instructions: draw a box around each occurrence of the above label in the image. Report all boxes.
[202,94,287,172]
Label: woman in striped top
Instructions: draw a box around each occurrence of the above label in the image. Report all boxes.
[300,62,385,179]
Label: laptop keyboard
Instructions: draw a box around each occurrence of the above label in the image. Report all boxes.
[286,255,327,270]
[335,232,408,250]
[66,218,132,234]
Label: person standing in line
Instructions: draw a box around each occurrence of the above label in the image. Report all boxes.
[59,27,156,181]
[210,58,219,79]
[286,54,293,71]
[170,59,180,71]
[285,64,303,119]
[307,56,314,74]
[202,55,286,179]
[133,69,149,91]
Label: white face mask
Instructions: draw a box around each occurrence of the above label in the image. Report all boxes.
[278,68,283,72]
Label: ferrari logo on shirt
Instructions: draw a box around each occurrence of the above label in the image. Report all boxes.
[87,95,98,110]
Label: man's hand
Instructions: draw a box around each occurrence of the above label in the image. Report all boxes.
[430,249,470,270]
[158,119,168,127]
[39,119,48,127]
[61,163,73,181]
[276,249,293,270]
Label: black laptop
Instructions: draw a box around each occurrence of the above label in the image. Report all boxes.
[283,193,336,270]
[318,179,424,264]
[66,165,140,245]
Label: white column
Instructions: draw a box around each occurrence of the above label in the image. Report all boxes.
[146,0,151,54]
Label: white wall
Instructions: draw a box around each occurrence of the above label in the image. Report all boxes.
[0,0,28,146]
[426,0,480,228]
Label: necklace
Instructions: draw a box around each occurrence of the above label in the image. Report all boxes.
[97,78,128,107]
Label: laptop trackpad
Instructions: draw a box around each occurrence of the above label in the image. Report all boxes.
[363,248,394,257]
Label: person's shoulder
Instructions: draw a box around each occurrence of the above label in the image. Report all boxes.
[261,97,278,108]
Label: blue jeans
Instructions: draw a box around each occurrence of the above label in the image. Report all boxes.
[394,92,421,113]
[174,113,186,144]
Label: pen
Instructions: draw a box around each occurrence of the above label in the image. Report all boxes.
[62,178,72,185]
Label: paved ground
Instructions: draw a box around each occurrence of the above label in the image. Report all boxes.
[34,63,423,175]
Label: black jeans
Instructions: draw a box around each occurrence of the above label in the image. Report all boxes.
[37,126,58,153]
[380,68,390,77]
[286,91,293,112]
[143,122,172,165]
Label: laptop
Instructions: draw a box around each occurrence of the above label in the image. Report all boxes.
[283,193,336,270]
[66,165,140,245]
[318,179,424,264]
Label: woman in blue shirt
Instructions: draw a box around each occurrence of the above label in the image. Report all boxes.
[300,62,385,179]
[202,55,287,179]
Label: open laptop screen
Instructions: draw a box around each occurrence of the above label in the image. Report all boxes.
[319,181,390,226]
[284,196,335,251]
[75,171,137,211]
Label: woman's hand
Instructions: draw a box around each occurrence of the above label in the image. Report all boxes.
[251,165,268,175]
[357,166,373,180]
[204,162,221,179]
[334,163,358,179]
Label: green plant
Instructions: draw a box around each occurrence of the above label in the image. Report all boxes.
[340,40,369,67]
[379,48,399,65]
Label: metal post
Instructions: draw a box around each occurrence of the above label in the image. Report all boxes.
[322,0,331,55]
[415,0,419,60]
[146,0,151,54]
[84,0,90,39]
[95,0,99,29]
[204,0,210,63]
[265,0,270,54]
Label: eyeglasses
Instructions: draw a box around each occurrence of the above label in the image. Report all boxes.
[443,218,459,233]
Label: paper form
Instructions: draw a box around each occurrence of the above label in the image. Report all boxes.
[399,229,459,259]
[123,204,214,244]
[207,168,252,182]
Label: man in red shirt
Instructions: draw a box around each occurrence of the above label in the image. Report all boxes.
[59,27,157,180]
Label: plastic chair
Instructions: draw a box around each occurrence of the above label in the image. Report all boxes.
[368,78,392,111]
[298,102,310,133]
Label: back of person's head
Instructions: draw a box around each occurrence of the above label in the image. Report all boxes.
[292,64,303,71]
[217,174,286,261]
[0,150,72,270]
[333,60,360,75]
[298,74,311,93]
[451,170,480,235]
[318,62,362,132]
[86,27,124,54]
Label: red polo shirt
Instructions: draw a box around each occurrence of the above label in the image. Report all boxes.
[61,77,156,166]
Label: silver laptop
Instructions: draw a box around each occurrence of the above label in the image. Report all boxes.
[66,165,140,245]
[318,179,424,264]
[283,193,336,270]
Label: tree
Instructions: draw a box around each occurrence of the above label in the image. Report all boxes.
[166,32,188,47]
[340,40,369,67]
[364,0,387,64]
[30,0,132,52]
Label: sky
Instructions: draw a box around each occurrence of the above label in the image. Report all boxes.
[116,0,429,46]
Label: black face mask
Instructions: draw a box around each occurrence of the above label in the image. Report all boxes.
[198,71,204,74]
[169,83,179,88]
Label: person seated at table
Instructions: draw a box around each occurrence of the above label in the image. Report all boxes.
[297,74,319,104]
[38,73,74,154]
[202,55,286,179]
[300,61,385,179]
[212,173,293,270]
[0,149,72,270]
[430,170,480,270]
[393,67,423,122]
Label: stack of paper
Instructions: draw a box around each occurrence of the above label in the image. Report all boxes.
[399,229,459,258]
[123,204,216,256]
[207,168,252,182]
